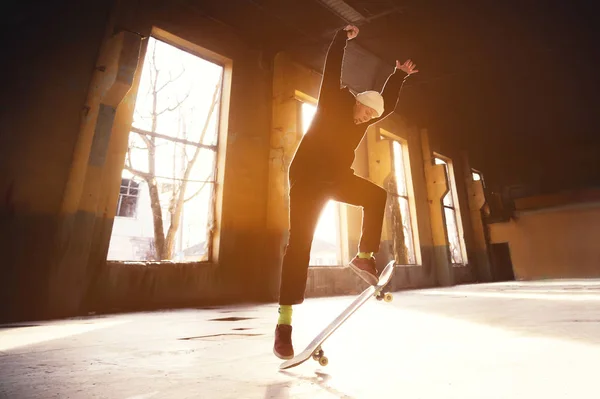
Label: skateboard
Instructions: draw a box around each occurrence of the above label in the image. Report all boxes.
[279,260,395,370]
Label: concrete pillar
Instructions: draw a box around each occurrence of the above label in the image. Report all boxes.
[462,154,493,282]
[48,29,143,317]
[421,130,452,286]
[84,28,150,310]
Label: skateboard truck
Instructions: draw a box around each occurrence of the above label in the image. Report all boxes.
[311,346,328,367]
[375,291,393,302]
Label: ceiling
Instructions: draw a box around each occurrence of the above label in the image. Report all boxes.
[214,0,597,191]
[6,0,598,190]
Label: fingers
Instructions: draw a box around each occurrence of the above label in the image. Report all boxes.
[343,24,359,38]
[396,59,418,74]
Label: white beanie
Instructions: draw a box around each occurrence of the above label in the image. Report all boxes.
[356,91,384,117]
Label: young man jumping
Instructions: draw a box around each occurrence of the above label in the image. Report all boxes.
[274,24,419,360]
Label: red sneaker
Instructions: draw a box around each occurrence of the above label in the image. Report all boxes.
[273,324,294,360]
[349,256,379,285]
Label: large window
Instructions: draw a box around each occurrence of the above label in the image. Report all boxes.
[391,140,418,264]
[435,156,467,264]
[301,102,342,266]
[107,35,225,262]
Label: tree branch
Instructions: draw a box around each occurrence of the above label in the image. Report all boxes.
[184,182,208,203]
[137,131,153,149]
[156,66,186,93]
[129,140,148,150]
[124,165,151,180]
[149,41,158,95]
[155,90,191,116]
[130,126,217,151]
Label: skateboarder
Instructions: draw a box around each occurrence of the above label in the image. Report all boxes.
[274,24,418,360]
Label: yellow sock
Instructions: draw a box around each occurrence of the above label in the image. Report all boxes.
[358,252,373,259]
[278,305,292,325]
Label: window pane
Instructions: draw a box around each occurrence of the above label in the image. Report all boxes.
[177,180,215,262]
[443,191,454,207]
[392,141,408,196]
[444,207,463,264]
[301,102,317,135]
[442,163,454,207]
[118,195,137,218]
[310,200,339,265]
[120,179,129,194]
[398,197,416,264]
[472,172,481,181]
[108,36,223,262]
[434,158,453,206]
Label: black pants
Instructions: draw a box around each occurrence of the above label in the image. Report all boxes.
[278,171,387,305]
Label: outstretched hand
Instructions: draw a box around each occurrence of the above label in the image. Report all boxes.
[396,59,419,75]
[343,25,359,40]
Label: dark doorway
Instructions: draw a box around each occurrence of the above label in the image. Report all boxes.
[489,243,515,281]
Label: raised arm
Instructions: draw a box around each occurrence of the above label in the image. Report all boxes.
[318,25,359,104]
[375,59,419,121]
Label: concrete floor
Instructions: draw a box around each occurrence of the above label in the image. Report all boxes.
[2,280,600,399]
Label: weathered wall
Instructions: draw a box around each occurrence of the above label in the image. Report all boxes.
[0,0,275,321]
[425,135,481,285]
[95,261,220,313]
[0,1,114,321]
[489,190,600,280]
[1,0,487,321]
[84,1,275,309]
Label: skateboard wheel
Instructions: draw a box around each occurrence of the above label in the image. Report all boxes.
[375,293,383,301]
[384,292,393,302]
[319,356,329,367]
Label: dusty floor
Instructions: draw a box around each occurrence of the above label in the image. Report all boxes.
[1,279,600,398]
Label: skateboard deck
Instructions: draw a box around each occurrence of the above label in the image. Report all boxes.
[279,260,395,370]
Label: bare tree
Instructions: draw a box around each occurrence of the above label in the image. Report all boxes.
[125,40,222,260]
[384,173,408,265]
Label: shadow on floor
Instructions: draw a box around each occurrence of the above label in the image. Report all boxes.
[272,370,355,399]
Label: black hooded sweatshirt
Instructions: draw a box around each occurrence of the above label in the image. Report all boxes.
[290,28,409,181]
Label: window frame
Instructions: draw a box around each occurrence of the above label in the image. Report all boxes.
[116,177,140,219]
[387,135,420,265]
[434,154,468,265]
[117,27,233,263]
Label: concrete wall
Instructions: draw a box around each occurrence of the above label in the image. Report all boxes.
[266,54,486,301]
[1,0,275,321]
[489,190,600,280]
[0,1,114,321]
[0,0,488,321]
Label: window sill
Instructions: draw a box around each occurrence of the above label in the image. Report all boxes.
[106,260,214,267]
